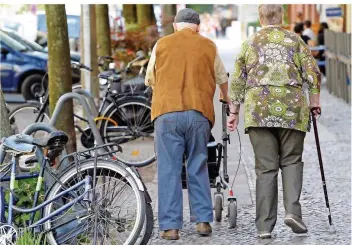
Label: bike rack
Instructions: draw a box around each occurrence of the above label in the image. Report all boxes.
[49,92,104,146]
[71,88,99,117]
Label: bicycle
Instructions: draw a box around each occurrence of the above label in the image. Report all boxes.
[0,130,153,244]
[74,51,149,96]
[9,62,155,167]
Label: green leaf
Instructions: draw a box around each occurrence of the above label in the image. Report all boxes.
[17,195,31,206]
[14,180,19,189]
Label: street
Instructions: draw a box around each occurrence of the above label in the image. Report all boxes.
[4,39,351,245]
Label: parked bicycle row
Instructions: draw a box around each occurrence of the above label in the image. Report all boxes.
[9,51,155,167]
[1,52,156,244]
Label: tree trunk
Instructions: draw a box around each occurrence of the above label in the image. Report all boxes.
[45,4,76,153]
[90,5,100,106]
[137,4,155,27]
[123,4,137,24]
[0,84,17,177]
[162,4,176,36]
[0,84,13,139]
[96,4,112,65]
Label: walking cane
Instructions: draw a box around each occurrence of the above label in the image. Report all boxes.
[311,107,336,233]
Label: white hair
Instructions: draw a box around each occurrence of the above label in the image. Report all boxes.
[258,4,284,25]
[174,22,199,31]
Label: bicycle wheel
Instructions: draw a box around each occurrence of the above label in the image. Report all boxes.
[8,103,50,137]
[136,202,154,245]
[43,159,146,245]
[100,96,155,167]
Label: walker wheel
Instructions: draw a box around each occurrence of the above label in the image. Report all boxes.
[214,195,223,222]
[228,199,237,228]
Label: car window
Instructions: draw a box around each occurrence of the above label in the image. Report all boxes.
[0,31,27,52]
[37,14,80,39]
[4,31,43,52]
[37,14,47,33]
[67,15,80,39]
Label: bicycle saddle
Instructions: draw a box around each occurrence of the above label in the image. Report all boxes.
[33,131,69,149]
[2,131,68,156]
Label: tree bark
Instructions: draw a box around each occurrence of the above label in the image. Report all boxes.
[45,4,76,153]
[0,84,13,139]
[89,5,99,105]
[96,4,112,57]
[123,4,137,24]
[137,4,155,27]
[162,4,177,36]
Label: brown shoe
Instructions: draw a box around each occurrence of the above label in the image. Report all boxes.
[160,229,180,240]
[196,222,212,236]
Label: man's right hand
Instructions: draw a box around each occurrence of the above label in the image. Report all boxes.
[227,114,239,131]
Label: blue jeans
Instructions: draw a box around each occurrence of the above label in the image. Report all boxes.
[155,110,213,230]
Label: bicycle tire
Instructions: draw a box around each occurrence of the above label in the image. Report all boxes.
[8,103,50,135]
[100,96,156,167]
[43,159,146,245]
[137,202,154,245]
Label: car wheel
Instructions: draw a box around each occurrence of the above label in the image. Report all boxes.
[21,74,45,101]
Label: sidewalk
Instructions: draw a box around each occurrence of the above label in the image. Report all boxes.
[141,39,351,244]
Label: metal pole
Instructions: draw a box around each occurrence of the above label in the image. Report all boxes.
[83,4,91,93]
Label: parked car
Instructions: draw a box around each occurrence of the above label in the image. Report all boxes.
[3,28,81,62]
[0,30,79,101]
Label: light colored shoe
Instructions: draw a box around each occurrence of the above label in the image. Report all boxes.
[196,222,212,236]
[258,231,272,239]
[284,214,308,234]
[160,229,179,240]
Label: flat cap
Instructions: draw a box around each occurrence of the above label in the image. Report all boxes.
[174,8,200,25]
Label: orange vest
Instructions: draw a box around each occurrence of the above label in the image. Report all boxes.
[152,28,217,126]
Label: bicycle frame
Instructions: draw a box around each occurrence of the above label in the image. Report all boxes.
[30,94,50,124]
[0,147,91,229]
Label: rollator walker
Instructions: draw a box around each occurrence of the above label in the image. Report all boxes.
[181,93,238,228]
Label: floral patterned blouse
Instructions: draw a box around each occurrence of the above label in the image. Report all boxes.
[230,26,321,133]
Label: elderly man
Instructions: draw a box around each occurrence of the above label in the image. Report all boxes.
[227,4,321,239]
[145,8,229,240]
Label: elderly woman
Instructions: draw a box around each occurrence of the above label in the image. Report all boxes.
[227,5,321,239]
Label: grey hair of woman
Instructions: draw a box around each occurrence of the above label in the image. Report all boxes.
[258,4,284,26]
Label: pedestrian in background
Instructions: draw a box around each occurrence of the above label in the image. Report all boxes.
[303,20,316,42]
[227,4,321,239]
[314,22,329,76]
[145,8,229,240]
[294,23,310,45]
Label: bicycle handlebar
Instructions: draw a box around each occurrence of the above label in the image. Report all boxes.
[71,61,93,71]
